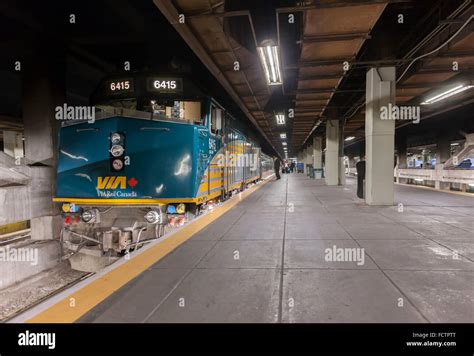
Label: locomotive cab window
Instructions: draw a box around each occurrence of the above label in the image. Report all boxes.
[210,106,222,135]
[148,100,204,125]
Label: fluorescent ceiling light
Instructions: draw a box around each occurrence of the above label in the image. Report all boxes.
[421,84,474,105]
[257,45,282,86]
[282,142,287,146]
[344,136,355,142]
[276,114,285,125]
[280,133,286,139]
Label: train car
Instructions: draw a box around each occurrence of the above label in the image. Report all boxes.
[55,73,273,271]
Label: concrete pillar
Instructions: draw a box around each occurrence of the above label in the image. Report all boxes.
[436,134,451,165]
[23,59,63,166]
[306,146,310,174]
[313,136,322,169]
[304,147,311,174]
[421,149,430,169]
[3,131,24,161]
[302,151,305,173]
[22,51,65,239]
[325,120,339,185]
[435,134,451,190]
[396,135,407,169]
[338,120,346,185]
[298,151,303,172]
[365,67,395,206]
[395,134,408,184]
[302,148,307,174]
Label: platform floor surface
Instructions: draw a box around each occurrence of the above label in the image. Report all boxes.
[80,175,474,323]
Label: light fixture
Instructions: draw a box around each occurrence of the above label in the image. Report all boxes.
[110,145,124,157]
[276,114,285,125]
[112,159,124,171]
[111,132,122,144]
[345,136,355,142]
[421,84,474,105]
[280,133,286,139]
[282,142,287,146]
[144,210,161,224]
[81,209,99,223]
[257,42,282,86]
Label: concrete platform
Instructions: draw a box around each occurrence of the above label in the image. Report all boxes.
[79,175,474,323]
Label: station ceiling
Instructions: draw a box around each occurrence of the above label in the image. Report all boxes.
[154,0,474,157]
[1,0,473,157]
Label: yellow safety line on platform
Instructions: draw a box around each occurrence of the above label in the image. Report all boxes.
[27,178,272,323]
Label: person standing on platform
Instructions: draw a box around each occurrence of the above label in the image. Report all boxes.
[274,157,281,180]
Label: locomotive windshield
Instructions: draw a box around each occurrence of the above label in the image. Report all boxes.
[144,99,204,125]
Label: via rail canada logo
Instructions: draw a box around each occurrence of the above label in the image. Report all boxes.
[96,176,138,197]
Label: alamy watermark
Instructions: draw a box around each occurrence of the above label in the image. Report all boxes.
[216,152,259,171]
[55,104,95,124]
[325,245,365,266]
[18,331,55,350]
[0,246,38,266]
[380,103,420,124]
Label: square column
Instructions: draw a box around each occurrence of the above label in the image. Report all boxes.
[22,53,65,239]
[313,136,322,169]
[307,144,313,177]
[396,134,407,169]
[435,133,452,190]
[303,147,309,175]
[338,120,346,185]
[395,134,408,184]
[3,131,24,160]
[298,151,303,173]
[365,67,395,206]
[325,120,339,185]
[436,134,451,165]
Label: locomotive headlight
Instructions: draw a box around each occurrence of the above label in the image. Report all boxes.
[61,203,71,213]
[112,159,123,171]
[81,209,96,223]
[144,210,160,224]
[110,144,124,157]
[111,132,122,144]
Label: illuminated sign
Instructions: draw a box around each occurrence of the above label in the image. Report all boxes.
[147,77,183,93]
[106,78,134,95]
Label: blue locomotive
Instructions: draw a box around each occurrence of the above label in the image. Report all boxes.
[56,74,273,271]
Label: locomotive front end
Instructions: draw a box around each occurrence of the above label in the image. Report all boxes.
[55,113,198,271]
